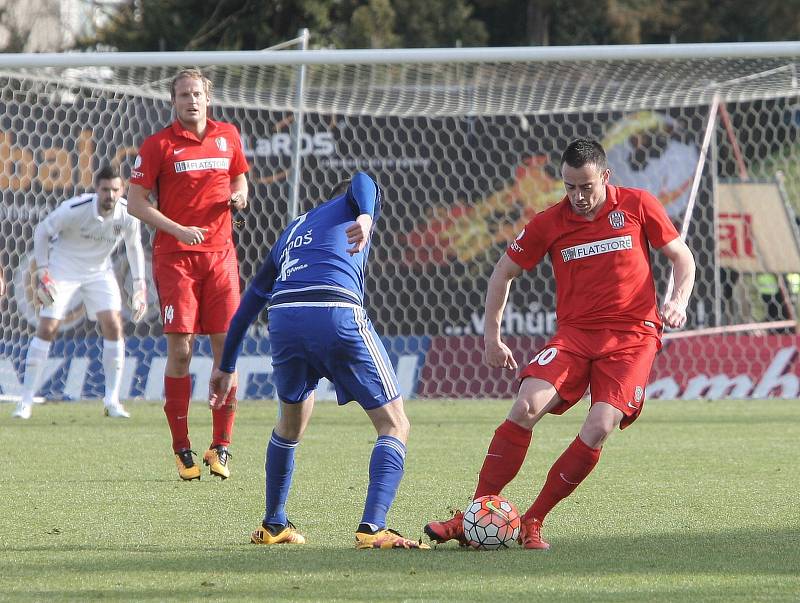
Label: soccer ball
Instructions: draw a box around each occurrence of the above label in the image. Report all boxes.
[462,494,521,550]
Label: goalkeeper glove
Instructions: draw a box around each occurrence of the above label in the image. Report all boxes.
[36,269,56,307]
[130,279,147,323]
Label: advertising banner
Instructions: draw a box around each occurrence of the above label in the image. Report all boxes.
[416,334,800,400]
[0,334,797,402]
[0,335,429,403]
[718,181,800,272]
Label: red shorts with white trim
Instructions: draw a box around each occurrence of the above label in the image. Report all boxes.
[153,248,240,334]
[518,325,659,429]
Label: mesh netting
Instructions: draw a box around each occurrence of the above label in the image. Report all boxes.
[1,51,799,402]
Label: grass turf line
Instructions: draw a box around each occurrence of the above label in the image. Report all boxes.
[1,398,798,602]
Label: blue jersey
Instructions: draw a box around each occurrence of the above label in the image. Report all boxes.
[219,172,381,372]
[267,176,381,307]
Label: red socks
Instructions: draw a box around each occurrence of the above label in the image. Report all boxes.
[164,375,191,452]
[211,385,238,448]
[474,419,532,498]
[523,435,601,523]
[164,377,239,451]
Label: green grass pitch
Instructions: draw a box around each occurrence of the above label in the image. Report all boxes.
[2,398,799,602]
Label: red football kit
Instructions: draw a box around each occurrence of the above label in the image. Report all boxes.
[131,119,249,333]
[507,184,679,427]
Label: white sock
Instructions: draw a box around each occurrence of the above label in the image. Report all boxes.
[102,338,124,407]
[22,337,51,405]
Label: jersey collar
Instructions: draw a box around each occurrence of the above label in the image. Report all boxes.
[171,118,220,142]
[562,184,619,222]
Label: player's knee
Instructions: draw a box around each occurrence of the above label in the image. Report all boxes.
[99,317,123,340]
[508,396,549,429]
[35,324,58,341]
[580,425,613,449]
[580,415,619,448]
[168,347,192,371]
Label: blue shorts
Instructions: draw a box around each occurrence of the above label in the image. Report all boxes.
[267,304,400,410]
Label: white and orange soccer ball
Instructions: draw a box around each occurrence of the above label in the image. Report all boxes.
[462,494,521,550]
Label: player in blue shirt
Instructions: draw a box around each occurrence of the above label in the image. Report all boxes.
[209,172,429,550]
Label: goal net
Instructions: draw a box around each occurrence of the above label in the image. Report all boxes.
[1,44,799,403]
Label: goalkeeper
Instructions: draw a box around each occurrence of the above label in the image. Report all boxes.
[13,164,147,420]
[209,171,429,550]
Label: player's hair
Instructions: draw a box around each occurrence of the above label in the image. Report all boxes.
[170,68,213,100]
[561,138,608,173]
[94,163,120,183]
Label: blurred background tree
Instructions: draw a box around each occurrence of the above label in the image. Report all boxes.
[76,0,799,51]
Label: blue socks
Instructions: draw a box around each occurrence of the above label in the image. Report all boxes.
[265,432,406,531]
[264,430,299,527]
[360,435,406,529]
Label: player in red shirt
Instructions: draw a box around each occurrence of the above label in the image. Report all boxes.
[425,138,696,549]
[127,69,250,481]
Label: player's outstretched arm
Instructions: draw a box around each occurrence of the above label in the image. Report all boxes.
[211,253,278,408]
[484,254,524,370]
[659,237,696,329]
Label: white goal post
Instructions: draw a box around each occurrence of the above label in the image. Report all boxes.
[0,42,799,403]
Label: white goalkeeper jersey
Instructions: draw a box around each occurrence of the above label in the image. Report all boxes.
[34,193,146,282]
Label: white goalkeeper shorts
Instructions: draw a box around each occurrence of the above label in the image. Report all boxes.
[39,270,122,321]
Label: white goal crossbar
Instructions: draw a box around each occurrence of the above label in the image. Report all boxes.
[1,41,799,68]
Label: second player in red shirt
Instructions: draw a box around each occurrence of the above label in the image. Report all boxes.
[424,138,696,550]
[128,68,249,481]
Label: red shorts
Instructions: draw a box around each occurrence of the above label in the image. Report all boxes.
[153,248,240,334]
[518,325,659,428]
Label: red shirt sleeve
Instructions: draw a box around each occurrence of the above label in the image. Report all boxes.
[228,125,249,177]
[640,189,680,248]
[506,213,550,270]
[130,135,163,191]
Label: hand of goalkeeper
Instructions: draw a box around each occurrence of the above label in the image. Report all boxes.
[36,269,56,307]
[130,279,148,323]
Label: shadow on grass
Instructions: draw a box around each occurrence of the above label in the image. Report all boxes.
[7,526,799,570]
[4,527,798,602]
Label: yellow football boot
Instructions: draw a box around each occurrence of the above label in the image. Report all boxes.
[251,521,306,545]
[355,528,431,549]
[203,445,231,479]
[175,448,201,481]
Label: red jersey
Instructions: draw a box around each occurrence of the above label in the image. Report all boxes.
[130,119,249,256]
[506,184,679,334]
